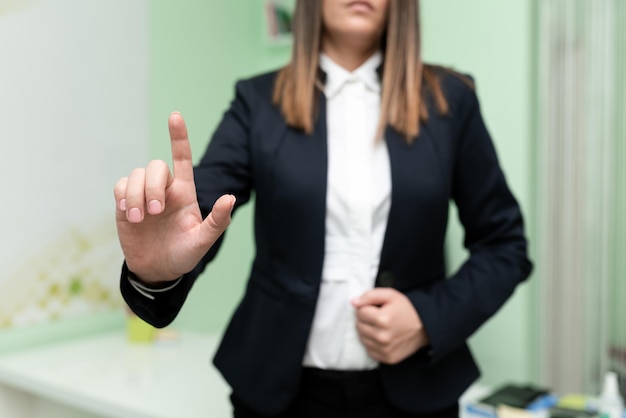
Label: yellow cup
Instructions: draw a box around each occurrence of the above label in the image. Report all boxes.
[126,314,156,343]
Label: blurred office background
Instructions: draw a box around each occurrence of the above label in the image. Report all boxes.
[0,0,624,416]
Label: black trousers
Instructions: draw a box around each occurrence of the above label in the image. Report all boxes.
[231,368,459,418]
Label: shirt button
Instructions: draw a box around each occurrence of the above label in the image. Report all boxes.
[377,271,395,287]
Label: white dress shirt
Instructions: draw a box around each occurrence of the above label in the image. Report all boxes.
[302,51,391,370]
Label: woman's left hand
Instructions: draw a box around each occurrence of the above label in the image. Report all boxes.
[352,288,429,365]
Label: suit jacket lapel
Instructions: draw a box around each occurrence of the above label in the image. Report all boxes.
[269,95,328,289]
[378,125,450,282]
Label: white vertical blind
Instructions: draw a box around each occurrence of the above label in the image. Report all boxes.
[537,0,625,395]
[610,0,626,389]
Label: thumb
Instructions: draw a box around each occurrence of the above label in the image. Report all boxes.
[200,194,236,242]
[352,288,396,308]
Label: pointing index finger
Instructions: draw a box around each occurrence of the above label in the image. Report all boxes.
[168,112,194,182]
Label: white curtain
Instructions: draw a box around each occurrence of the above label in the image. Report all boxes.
[537,0,625,395]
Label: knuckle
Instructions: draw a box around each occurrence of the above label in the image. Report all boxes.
[145,183,164,197]
[207,214,228,231]
[377,315,390,328]
[377,331,392,345]
[113,177,128,195]
[148,159,169,172]
[130,167,146,179]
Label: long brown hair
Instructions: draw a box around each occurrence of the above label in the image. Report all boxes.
[272,0,454,142]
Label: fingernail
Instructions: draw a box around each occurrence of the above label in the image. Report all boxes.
[231,195,237,207]
[148,200,162,214]
[128,208,142,223]
[119,199,126,211]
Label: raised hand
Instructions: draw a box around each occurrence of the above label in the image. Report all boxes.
[114,112,234,284]
[352,288,429,364]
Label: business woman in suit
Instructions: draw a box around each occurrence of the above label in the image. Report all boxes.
[114,0,532,417]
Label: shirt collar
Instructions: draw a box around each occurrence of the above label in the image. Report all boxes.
[319,51,383,98]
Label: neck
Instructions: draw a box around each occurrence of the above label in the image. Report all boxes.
[321,35,380,72]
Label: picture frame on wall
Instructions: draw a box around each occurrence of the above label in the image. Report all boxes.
[264,0,294,45]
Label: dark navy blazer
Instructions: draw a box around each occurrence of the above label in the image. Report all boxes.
[121,67,533,415]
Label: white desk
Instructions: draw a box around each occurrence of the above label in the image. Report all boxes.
[0,331,491,418]
[0,332,231,418]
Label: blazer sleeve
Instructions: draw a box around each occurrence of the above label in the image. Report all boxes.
[406,80,533,364]
[120,80,255,328]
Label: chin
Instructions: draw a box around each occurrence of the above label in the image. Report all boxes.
[343,28,382,42]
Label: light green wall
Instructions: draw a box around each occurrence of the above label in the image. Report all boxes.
[149,1,291,333]
[152,0,539,386]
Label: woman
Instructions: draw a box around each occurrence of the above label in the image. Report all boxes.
[114,0,533,417]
